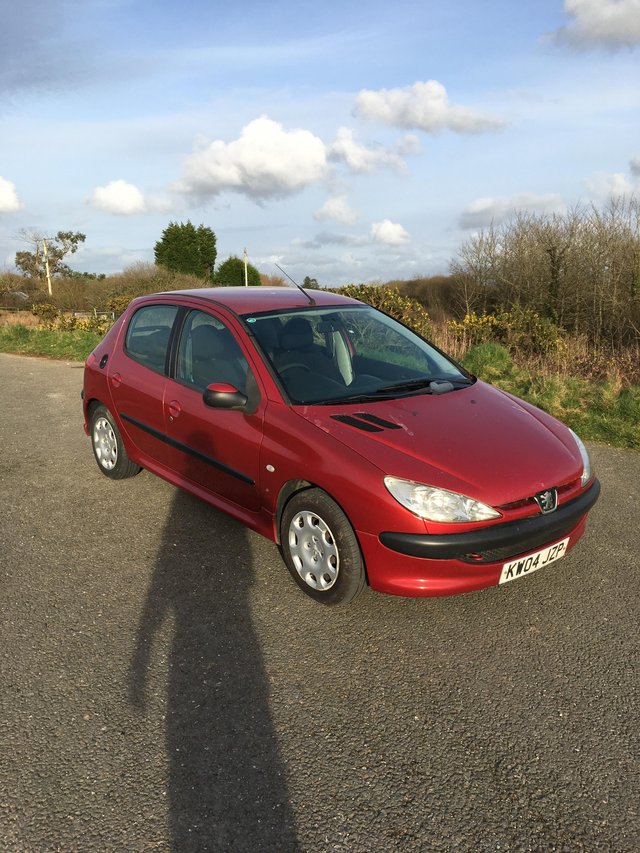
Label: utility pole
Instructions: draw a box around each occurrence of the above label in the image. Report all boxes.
[243,247,248,287]
[42,238,53,297]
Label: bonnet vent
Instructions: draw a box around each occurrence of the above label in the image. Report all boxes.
[331,413,402,433]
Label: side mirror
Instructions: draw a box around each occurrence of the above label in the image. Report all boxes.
[203,382,248,410]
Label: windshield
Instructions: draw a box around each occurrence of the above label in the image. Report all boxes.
[241,305,471,405]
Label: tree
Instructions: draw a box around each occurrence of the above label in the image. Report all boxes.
[448,198,640,347]
[303,276,319,288]
[15,230,86,280]
[259,273,287,287]
[154,221,217,282]
[214,255,261,286]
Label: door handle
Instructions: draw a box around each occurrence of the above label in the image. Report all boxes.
[168,400,182,419]
[110,372,122,389]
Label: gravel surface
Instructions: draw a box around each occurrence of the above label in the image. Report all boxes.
[1,352,638,852]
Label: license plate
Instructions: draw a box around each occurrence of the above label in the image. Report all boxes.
[499,537,570,585]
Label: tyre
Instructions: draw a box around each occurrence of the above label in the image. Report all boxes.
[90,404,141,480]
[280,488,366,605]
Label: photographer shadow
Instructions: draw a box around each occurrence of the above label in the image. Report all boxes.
[128,486,299,852]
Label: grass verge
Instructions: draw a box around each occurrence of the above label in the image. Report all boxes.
[462,343,639,450]
[0,324,102,362]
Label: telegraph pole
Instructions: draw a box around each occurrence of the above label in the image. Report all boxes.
[243,247,248,286]
[42,238,53,297]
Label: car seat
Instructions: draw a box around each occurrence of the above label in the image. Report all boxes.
[190,324,247,391]
[274,317,344,384]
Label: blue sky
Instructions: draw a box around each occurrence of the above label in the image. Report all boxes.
[1,0,639,286]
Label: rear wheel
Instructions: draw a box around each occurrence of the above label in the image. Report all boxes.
[280,488,366,605]
[90,404,141,480]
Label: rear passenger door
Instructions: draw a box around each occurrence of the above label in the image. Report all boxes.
[107,303,178,468]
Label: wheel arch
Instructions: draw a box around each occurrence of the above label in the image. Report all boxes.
[87,398,128,441]
[84,396,103,434]
[275,479,369,585]
[86,397,102,419]
[275,479,314,544]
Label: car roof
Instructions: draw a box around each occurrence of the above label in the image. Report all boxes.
[140,286,361,315]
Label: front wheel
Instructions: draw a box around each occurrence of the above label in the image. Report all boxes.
[90,404,141,480]
[280,488,366,605]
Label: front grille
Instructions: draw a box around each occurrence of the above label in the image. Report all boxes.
[459,522,575,564]
[498,480,579,512]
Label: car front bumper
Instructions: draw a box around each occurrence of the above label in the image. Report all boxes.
[359,479,600,597]
[379,478,600,560]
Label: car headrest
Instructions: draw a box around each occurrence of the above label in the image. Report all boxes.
[191,324,224,360]
[280,317,313,351]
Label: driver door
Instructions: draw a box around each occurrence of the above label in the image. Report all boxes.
[163,309,265,511]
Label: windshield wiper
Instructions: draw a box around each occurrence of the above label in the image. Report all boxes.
[376,376,474,394]
[375,378,433,394]
[312,376,475,405]
[316,392,393,405]
[428,375,474,385]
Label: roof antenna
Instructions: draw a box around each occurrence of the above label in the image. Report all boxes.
[275,263,316,306]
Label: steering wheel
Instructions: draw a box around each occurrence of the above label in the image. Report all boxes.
[279,362,312,374]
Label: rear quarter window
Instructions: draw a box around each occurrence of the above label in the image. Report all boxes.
[124,305,179,373]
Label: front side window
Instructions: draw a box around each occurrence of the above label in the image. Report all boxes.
[176,310,250,393]
[243,305,470,404]
[124,305,178,374]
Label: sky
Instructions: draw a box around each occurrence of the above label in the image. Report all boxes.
[1,0,639,287]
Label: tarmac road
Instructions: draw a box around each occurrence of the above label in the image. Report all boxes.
[0,352,638,853]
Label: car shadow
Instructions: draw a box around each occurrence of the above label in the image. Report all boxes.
[128,485,299,852]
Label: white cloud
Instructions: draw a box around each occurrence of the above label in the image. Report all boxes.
[329,127,408,173]
[353,80,506,134]
[551,0,640,49]
[294,231,369,250]
[0,177,21,212]
[630,154,640,176]
[459,193,568,229]
[370,219,410,246]
[91,180,147,215]
[396,134,422,156]
[586,170,640,200]
[176,116,328,201]
[314,195,360,225]
[70,244,151,274]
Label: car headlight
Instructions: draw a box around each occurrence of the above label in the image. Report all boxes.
[569,429,592,487]
[384,477,501,523]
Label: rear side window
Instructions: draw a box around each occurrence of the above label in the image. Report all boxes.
[124,305,178,374]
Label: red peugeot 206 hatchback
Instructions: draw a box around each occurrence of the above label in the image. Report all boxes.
[83,287,600,605]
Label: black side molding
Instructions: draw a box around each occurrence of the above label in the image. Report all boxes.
[120,413,255,485]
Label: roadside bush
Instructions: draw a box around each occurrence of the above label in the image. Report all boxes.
[109,262,205,297]
[334,284,432,339]
[74,315,112,335]
[496,305,564,355]
[106,293,134,316]
[0,291,30,309]
[31,302,60,329]
[56,313,78,331]
[449,306,563,355]
[14,263,208,316]
[29,302,112,336]
[448,311,498,346]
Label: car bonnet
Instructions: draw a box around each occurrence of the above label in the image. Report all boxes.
[294,380,583,508]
